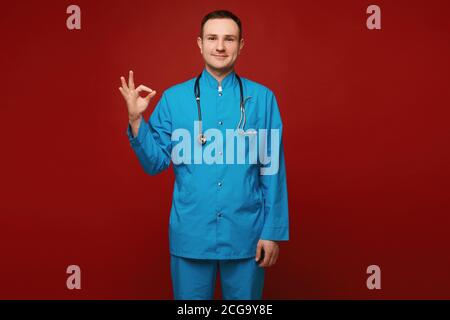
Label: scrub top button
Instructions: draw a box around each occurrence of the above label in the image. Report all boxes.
[217,212,223,217]
[218,182,222,187]
[218,121,223,125]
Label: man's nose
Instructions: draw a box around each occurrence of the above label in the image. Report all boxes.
[216,39,225,51]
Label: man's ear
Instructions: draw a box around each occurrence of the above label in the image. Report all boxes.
[197,37,203,54]
[239,38,245,53]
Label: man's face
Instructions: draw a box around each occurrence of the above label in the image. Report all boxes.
[197,18,244,73]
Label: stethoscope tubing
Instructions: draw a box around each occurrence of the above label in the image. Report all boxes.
[194,72,253,145]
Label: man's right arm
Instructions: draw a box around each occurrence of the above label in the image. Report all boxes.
[128,115,142,138]
[119,70,172,175]
[126,92,172,176]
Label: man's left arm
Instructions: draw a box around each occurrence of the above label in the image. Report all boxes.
[256,89,290,267]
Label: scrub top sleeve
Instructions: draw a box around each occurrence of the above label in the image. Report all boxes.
[126,91,172,175]
[259,90,290,241]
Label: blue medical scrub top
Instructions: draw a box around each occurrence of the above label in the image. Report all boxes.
[126,67,289,259]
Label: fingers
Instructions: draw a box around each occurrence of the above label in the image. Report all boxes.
[255,242,263,262]
[128,70,135,90]
[257,243,279,268]
[120,76,129,92]
[119,71,156,100]
[136,84,153,94]
[258,248,272,267]
[118,86,127,99]
[145,90,157,101]
[136,85,157,101]
[268,249,279,267]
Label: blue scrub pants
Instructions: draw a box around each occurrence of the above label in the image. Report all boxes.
[170,254,265,300]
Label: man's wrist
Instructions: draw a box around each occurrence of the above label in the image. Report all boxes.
[129,114,142,124]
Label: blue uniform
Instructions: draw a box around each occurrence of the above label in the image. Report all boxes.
[170,255,265,300]
[126,67,289,298]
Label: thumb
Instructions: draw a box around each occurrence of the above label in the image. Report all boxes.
[255,241,263,261]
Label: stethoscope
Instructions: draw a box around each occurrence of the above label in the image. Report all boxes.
[194,72,256,145]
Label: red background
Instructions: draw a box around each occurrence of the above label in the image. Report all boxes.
[1,0,449,299]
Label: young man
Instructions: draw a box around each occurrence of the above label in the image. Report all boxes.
[119,10,289,300]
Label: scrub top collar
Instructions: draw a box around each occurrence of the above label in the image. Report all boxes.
[201,67,238,90]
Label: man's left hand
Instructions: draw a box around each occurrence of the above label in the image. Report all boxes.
[255,240,279,267]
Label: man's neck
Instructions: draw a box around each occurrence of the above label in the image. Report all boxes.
[205,65,234,85]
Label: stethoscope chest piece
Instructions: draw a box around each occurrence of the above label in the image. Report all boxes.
[198,134,207,145]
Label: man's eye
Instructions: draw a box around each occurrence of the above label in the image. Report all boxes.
[226,38,234,42]
[208,37,216,40]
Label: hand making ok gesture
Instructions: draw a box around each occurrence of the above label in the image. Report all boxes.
[119,70,157,122]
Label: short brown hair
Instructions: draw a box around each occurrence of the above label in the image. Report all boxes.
[200,10,242,40]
